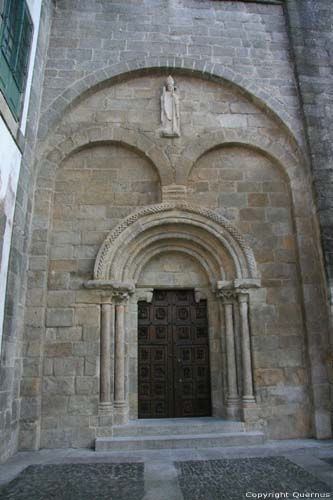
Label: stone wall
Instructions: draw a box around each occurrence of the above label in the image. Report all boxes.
[285,0,333,426]
[20,69,328,447]
[286,0,333,313]
[0,0,329,455]
[189,147,309,438]
[39,0,301,145]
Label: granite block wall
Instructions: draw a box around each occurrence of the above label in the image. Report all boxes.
[285,0,333,425]
[1,0,332,458]
[23,71,323,446]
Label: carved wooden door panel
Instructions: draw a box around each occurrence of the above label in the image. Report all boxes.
[138,290,211,418]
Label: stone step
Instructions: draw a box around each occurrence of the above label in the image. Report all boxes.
[95,431,265,452]
[112,418,245,437]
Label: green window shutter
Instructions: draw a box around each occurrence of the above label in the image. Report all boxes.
[0,0,33,121]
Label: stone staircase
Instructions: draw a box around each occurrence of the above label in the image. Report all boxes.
[95,417,265,452]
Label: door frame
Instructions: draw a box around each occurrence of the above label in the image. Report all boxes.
[126,286,225,420]
[137,289,212,418]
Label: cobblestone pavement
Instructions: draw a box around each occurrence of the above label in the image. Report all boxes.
[177,457,331,500]
[0,463,144,500]
[0,440,332,500]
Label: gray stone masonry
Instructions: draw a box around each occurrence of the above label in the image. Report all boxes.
[286,1,333,310]
[39,0,303,146]
[1,0,332,462]
[285,0,333,421]
[17,0,331,450]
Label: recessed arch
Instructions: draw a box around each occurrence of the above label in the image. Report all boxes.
[127,235,228,285]
[180,129,305,185]
[38,59,302,150]
[42,125,174,186]
[134,242,215,287]
[94,202,259,284]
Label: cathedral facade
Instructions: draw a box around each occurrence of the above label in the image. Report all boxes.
[0,0,332,462]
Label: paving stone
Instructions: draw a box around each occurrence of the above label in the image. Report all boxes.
[175,457,332,500]
[0,463,145,500]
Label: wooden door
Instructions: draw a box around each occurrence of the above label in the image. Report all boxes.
[138,290,211,418]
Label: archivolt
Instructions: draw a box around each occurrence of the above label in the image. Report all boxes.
[94,202,259,285]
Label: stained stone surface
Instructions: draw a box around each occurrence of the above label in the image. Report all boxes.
[176,457,332,500]
[322,458,333,467]
[0,463,145,500]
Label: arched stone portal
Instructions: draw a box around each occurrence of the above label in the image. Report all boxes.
[85,202,260,425]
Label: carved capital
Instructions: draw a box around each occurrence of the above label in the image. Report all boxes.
[135,288,154,303]
[194,288,208,303]
[236,289,250,303]
[113,291,130,304]
[216,278,260,304]
[84,280,134,304]
[216,289,237,304]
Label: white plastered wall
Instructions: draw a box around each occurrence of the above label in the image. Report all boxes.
[0,0,42,347]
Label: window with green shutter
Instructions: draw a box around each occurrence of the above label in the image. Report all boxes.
[0,0,33,121]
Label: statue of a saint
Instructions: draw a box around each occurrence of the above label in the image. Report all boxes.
[160,75,180,138]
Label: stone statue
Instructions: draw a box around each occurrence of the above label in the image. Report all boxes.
[160,75,180,138]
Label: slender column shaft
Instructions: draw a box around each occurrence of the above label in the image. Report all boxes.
[114,303,126,403]
[100,303,113,412]
[224,301,239,400]
[239,294,255,404]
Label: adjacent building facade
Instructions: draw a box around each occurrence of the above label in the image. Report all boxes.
[0,0,332,462]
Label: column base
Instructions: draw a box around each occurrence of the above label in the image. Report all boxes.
[94,413,114,437]
[241,399,258,423]
[113,401,129,424]
[226,397,241,419]
[98,402,113,416]
[242,396,256,408]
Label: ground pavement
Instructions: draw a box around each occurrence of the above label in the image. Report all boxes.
[0,439,332,499]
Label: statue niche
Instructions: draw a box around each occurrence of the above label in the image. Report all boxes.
[160,75,180,138]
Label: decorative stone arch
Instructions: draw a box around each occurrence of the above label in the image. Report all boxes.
[180,128,307,186]
[38,58,302,149]
[93,202,259,283]
[86,202,261,424]
[40,124,174,186]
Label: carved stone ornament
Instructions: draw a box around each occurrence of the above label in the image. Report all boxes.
[84,280,135,302]
[160,75,180,138]
[94,202,260,281]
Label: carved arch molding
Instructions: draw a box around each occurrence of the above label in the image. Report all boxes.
[85,202,260,424]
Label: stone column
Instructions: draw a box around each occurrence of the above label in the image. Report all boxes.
[238,291,256,407]
[99,302,114,415]
[113,294,129,424]
[221,292,240,418]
